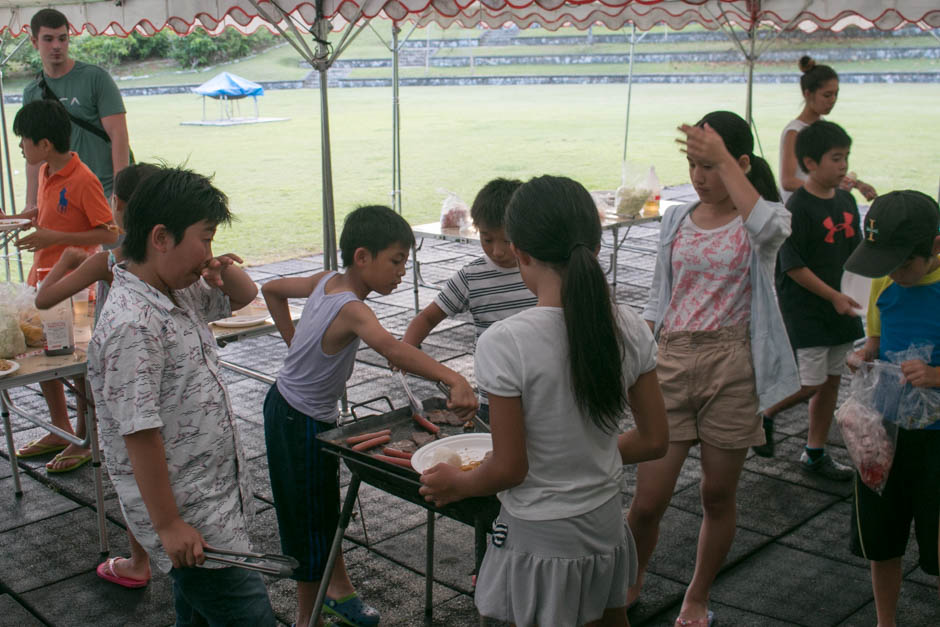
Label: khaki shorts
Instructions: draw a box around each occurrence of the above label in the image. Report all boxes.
[657,324,762,450]
[796,342,854,386]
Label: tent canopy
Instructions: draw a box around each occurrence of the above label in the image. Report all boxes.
[193,72,264,99]
[0,1,937,36]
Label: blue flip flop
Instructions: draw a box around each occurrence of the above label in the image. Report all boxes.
[323,592,380,627]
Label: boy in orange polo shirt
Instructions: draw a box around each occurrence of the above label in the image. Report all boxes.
[12,99,117,473]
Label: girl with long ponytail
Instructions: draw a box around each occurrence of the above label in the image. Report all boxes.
[779,55,876,203]
[420,174,668,626]
[627,111,800,626]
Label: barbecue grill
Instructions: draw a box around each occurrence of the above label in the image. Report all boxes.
[313,396,499,625]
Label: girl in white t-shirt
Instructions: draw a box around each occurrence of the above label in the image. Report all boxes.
[628,111,799,627]
[778,55,876,204]
[419,174,669,627]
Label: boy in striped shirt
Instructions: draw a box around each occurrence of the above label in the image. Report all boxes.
[404,178,537,421]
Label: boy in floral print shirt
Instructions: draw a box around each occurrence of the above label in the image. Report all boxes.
[87,166,274,625]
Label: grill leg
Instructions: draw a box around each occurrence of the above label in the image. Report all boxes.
[425,508,435,620]
[310,473,361,627]
[475,516,488,627]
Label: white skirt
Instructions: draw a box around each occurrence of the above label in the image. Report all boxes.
[474,493,636,627]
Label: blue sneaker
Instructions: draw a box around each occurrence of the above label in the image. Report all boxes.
[800,451,854,481]
[323,592,380,627]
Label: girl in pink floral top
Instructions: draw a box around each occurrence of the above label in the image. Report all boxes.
[627,111,799,627]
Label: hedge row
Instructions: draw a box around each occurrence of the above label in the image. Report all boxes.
[5,28,276,74]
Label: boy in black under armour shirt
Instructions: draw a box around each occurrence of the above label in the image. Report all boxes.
[753,121,863,481]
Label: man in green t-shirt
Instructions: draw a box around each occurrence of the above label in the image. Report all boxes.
[22,8,129,206]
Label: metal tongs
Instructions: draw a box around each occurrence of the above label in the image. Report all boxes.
[395,372,490,433]
[396,370,427,419]
[203,547,299,577]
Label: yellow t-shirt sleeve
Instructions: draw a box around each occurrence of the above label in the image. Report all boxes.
[865,276,893,338]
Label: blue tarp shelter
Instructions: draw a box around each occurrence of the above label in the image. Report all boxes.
[192,72,264,121]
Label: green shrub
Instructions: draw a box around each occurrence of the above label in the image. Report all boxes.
[169,27,276,68]
[70,34,132,68]
[1,27,276,75]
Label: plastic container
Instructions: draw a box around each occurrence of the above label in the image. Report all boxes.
[642,166,662,217]
[36,268,75,356]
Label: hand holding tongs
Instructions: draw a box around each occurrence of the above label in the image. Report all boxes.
[396,372,489,433]
[203,546,299,577]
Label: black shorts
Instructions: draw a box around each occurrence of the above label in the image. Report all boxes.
[850,427,940,575]
[263,383,339,582]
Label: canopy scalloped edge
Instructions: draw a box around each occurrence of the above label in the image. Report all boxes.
[0,1,936,36]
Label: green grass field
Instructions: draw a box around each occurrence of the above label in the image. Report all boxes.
[2,35,937,268]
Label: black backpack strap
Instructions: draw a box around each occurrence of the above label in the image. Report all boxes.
[37,71,112,144]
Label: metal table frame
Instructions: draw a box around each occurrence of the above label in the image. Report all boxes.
[1,352,109,553]
[408,198,679,313]
[0,302,301,556]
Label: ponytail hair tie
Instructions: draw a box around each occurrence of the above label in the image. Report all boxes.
[567,242,588,259]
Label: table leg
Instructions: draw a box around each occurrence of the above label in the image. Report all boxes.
[83,378,109,555]
[1,392,22,495]
[310,473,362,627]
[610,225,620,292]
[425,509,435,620]
[411,240,423,314]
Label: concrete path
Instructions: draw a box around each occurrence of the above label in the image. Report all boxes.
[1,206,938,626]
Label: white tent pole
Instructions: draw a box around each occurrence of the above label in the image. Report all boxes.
[392,23,402,215]
[745,18,756,125]
[622,23,636,162]
[314,15,338,271]
[0,34,28,282]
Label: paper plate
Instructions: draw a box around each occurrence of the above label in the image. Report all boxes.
[212,313,270,328]
[0,218,31,232]
[411,433,492,473]
[212,293,270,327]
[0,360,20,378]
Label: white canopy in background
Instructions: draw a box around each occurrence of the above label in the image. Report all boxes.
[0,0,935,271]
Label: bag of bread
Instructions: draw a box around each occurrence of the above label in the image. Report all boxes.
[439,190,471,230]
[614,161,649,218]
[0,282,43,353]
[0,284,27,358]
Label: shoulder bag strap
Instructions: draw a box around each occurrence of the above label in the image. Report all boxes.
[36,70,112,144]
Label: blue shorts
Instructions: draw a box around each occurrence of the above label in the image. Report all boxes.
[169,565,275,626]
[263,383,339,582]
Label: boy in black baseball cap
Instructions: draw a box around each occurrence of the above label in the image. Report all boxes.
[844,190,940,626]
[845,190,940,281]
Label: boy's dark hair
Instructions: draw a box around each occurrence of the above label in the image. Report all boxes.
[122,166,232,263]
[696,110,781,203]
[13,99,70,153]
[798,55,838,95]
[114,163,160,204]
[795,120,852,174]
[339,205,415,267]
[30,8,68,36]
[470,178,523,229]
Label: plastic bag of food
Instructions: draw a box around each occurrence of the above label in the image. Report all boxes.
[614,161,651,218]
[0,283,28,358]
[439,191,471,230]
[835,363,897,494]
[872,343,940,430]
